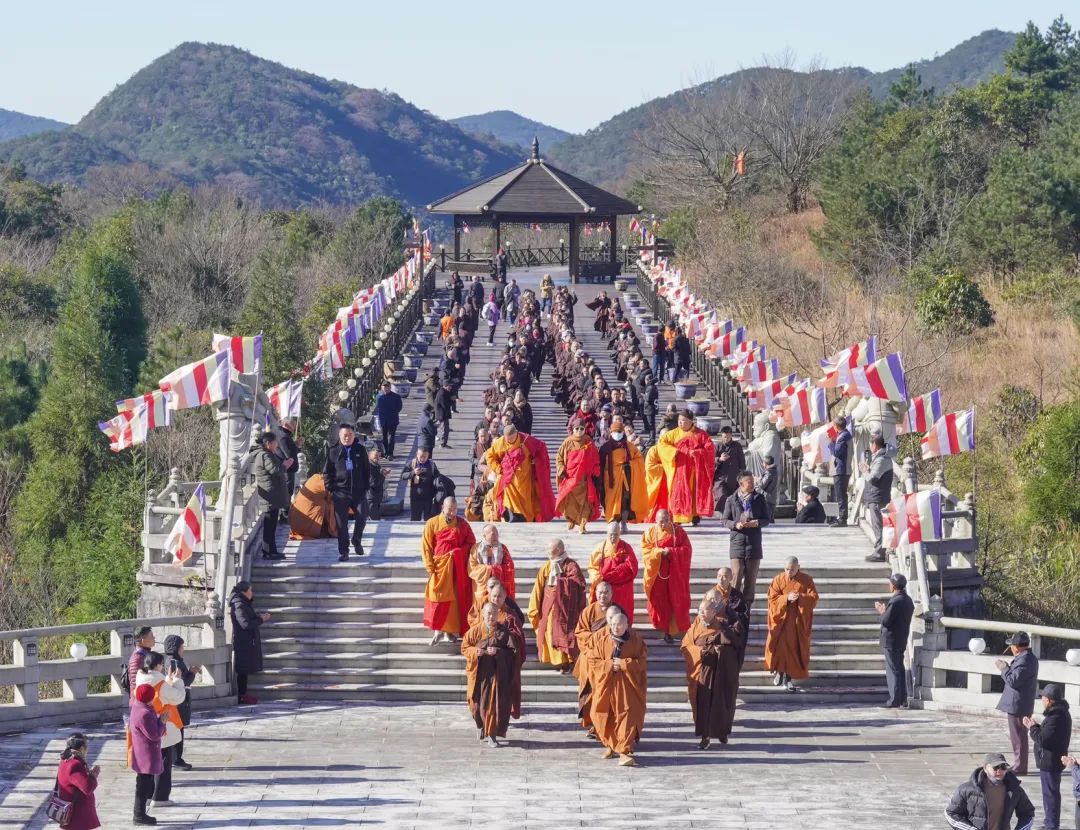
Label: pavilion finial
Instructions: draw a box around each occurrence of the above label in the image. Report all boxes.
[530,135,540,162]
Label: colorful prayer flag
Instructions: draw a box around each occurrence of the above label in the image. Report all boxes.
[899,389,943,435]
[211,334,262,374]
[883,489,943,548]
[841,352,908,403]
[166,483,208,566]
[267,378,304,421]
[98,412,139,452]
[116,390,172,432]
[920,409,976,459]
[158,351,231,411]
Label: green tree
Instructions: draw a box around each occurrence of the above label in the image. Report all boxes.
[916,272,994,335]
[1017,396,1080,527]
[236,253,306,385]
[329,196,409,283]
[887,66,934,110]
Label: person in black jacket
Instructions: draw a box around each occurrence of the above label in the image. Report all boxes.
[435,381,455,448]
[1025,683,1072,829]
[255,432,291,561]
[418,405,438,453]
[401,447,439,521]
[996,631,1040,775]
[672,328,692,380]
[720,471,771,607]
[826,415,852,526]
[713,426,746,509]
[367,447,388,520]
[945,752,1035,830]
[795,485,827,524]
[229,581,269,705]
[322,423,370,561]
[874,573,915,708]
[163,635,200,770]
[374,382,403,460]
[277,418,302,519]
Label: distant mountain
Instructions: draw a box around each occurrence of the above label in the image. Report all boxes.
[0,43,519,207]
[0,108,68,142]
[549,29,1019,187]
[451,110,572,152]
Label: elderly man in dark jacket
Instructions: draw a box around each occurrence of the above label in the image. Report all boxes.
[720,470,771,607]
[277,418,302,517]
[945,752,1035,830]
[875,573,915,708]
[995,631,1041,776]
[323,423,370,561]
[229,581,269,705]
[1025,683,1072,830]
[255,431,291,560]
[713,426,745,509]
[435,381,455,449]
[862,433,894,562]
[375,381,403,460]
[827,415,852,526]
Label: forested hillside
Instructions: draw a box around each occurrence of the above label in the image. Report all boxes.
[451,110,572,151]
[0,108,68,142]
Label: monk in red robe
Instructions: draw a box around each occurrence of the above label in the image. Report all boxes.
[650,411,716,525]
[588,522,639,623]
[764,556,819,692]
[527,539,587,672]
[555,424,601,534]
[466,524,516,628]
[574,580,613,736]
[461,601,519,746]
[587,610,647,766]
[642,509,694,644]
[485,424,556,522]
[421,497,476,646]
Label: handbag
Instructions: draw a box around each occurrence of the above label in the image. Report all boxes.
[44,775,74,826]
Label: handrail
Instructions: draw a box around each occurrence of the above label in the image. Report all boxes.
[0,614,211,640]
[939,617,1080,641]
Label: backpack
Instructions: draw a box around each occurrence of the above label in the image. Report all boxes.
[119,658,131,695]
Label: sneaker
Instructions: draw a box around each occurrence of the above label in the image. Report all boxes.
[698,737,710,750]
[865,552,887,563]
[772,672,783,687]
[429,631,443,646]
[238,694,258,705]
[785,680,797,692]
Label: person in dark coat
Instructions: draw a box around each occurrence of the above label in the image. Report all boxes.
[451,272,464,306]
[229,581,268,705]
[720,471,771,607]
[277,418,302,518]
[650,330,667,382]
[255,431,292,560]
[471,275,485,306]
[322,423,370,561]
[375,381,403,460]
[402,447,439,521]
[1025,683,1072,830]
[56,733,100,830]
[713,427,746,509]
[673,329,692,380]
[795,485,827,524]
[642,373,658,440]
[367,447,388,520]
[945,752,1035,830]
[162,635,200,770]
[995,629,1041,776]
[435,381,455,448]
[875,573,915,708]
[418,405,438,453]
[827,415,852,526]
[862,433,894,562]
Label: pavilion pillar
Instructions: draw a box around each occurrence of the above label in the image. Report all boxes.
[454,219,461,263]
[495,220,501,259]
[568,219,581,284]
[609,215,618,264]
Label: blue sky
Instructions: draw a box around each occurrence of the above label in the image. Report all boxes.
[1,1,1069,133]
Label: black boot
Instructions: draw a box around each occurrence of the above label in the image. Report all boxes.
[134,798,157,825]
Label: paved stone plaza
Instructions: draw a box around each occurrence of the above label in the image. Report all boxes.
[0,699,1025,829]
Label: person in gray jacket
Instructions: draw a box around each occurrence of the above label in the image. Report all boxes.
[255,431,292,560]
[862,433,894,563]
[995,631,1040,777]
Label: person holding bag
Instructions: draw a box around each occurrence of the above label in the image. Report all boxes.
[133,652,186,810]
[129,683,168,825]
[51,733,100,829]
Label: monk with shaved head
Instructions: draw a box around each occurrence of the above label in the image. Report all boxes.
[587,610,648,766]
[421,497,476,646]
[574,580,614,737]
[764,556,819,692]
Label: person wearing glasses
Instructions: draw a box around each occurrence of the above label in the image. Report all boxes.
[945,752,1034,830]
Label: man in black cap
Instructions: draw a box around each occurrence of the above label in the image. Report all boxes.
[1024,683,1072,829]
[995,631,1040,776]
[874,573,914,708]
[945,751,1035,830]
[323,423,370,561]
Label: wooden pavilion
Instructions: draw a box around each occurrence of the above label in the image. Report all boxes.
[426,137,640,283]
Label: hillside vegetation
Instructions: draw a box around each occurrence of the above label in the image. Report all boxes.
[451,110,572,151]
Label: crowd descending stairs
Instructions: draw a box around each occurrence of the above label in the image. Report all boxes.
[249,268,891,707]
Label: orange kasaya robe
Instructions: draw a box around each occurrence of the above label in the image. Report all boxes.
[485,433,556,522]
[573,600,610,728]
[461,619,519,738]
[421,513,476,635]
[466,542,516,628]
[642,523,694,636]
[440,314,455,340]
[527,557,587,667]
[588,540,639,623]
[587,628,648,754]
[598,438,649,523]
[649,426,716,523]
[680,613,743,740]
[288,475,337,540]
[555,435,601,525]
[763,570,819,680]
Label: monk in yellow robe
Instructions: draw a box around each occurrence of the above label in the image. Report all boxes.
[574,580,613,735]
[555,424,601,533]
[466,524,516,628]
[642,509,694,643]
[461,601,519,746]
[587,610,647,766]
[528,539,587,672]
[650,411,716,525]
[597,419,648,529]
[421,497,476,646]
[764,556,819,692]
[485,424,556,522]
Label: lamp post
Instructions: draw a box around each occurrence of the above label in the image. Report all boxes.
[559,238,565,266]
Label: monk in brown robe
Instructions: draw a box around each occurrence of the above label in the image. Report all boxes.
[421,497,476,646]
[462,601,519,746]
[487,580,527,722]
[681,593,747,749]
[555,424,601,533]
[467,524,516,628]
[574,580,613,737]
[641,509,694,644]
[588,610,647,766]
[764,556,819,692]
[528,539,587,673]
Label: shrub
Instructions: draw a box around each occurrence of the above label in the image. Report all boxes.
[916,272,994,335]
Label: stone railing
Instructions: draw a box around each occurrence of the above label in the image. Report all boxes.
[0,604,231,734]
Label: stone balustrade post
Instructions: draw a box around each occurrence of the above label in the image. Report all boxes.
[918,596,948,696]
[167,467,181,506]
[13,636,39,707]
[902,456,917,495]
[110,627,134,694]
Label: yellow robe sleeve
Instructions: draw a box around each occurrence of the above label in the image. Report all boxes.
[527,562,549,632]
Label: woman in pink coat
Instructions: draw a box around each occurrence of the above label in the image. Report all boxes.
[129,683,168,825]
[55,733,100,830]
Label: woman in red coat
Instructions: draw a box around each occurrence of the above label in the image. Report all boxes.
[56,733,101,830]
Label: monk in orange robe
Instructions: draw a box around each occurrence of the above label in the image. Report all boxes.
[574,580,613,735]
[588,610,647,766]
[528,539,587,672]
[421,497,476,646]
[466,523,516,627]
[764,556,819,691]
[588,523,639,623]
[598,421,648,529]
[485,424,556,522]
[461,601,519,746]
[649,411,716,525]
[681,592,747,749]
[642,509,694,643]
[487,580,527,721]
[555,424,601,533]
